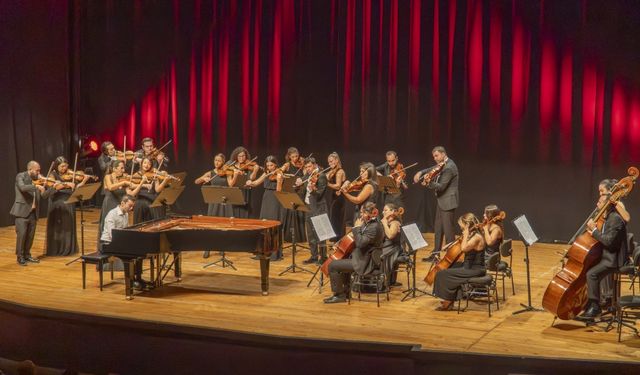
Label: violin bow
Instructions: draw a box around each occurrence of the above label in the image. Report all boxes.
[292,153,313,176]
[71,152,79,190]
[389,162,418,177]
[300,165,332,185]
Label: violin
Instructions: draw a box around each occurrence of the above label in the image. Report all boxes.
[60,170,99,182]
[33,176,59,188]
[326,166,340,180]
[418,162,445,186]
[115,150,135,161]
[342,178,368,193]
[388,162,417,188]
[215,165,235,177]
[268,169,284,181]
[144,170,180,182]
[234,157,259,172]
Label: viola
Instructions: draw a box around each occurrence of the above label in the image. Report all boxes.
[542,167,638,320]
[60,170,99,182]
[418,162,445,186]
[424,211,506,285]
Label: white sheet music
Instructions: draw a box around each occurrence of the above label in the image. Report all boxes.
[310,214,336,242]
[513,215,538,246]
[401,223,428,251]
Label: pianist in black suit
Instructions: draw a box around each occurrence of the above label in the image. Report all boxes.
[10,161,53,265]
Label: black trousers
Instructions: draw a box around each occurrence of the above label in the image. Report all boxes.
[15,211,37,259]
[328,258,355,296]
[433,207,456,253]
[586,261,617,302]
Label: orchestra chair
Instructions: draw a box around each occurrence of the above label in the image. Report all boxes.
[393,241,412,288]
[348,249,390,307]
[615,244,640,341]
[81,252,114,291]
[458,253,500,317]
[486,239,515,301]
[621,233,637,296]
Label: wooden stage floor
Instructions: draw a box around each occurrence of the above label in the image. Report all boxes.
[0,209,638,365]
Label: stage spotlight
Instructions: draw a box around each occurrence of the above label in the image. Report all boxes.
[79,135,100,157]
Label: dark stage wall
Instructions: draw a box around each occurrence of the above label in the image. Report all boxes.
[2,1,640,242]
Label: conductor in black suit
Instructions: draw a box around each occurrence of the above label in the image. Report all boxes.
[10,161,53,266]
[324,201,384,303]
[296,157,329,264]
[578,194,628,319]
[413,146,459,262]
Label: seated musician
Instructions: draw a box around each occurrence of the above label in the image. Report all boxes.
[324,202,384,304]
[578,193,628,320]
[481,204,504,265]
[432,213,486,311]
[381,203,403,287]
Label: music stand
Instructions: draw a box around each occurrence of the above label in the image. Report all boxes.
[170,171,188,186]
[65,183,102,266]
[281,176,296,193]
[306,213,336,292]
[512,214,544,315]
[150,185,185,208]
[275,191,312,275]
[400,223,430,301]
[201,186,246,270]
[377,175,400,195]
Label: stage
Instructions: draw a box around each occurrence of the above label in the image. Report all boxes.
[0,209,638,374]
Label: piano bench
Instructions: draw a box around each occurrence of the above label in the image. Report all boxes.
[81,252,114,291]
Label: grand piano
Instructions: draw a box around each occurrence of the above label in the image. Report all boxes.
[102,215,281,299]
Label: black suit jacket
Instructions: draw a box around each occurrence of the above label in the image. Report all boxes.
[418,159,459,211]
[10,172,52,218]
[591,210,627,269]
[303,172,328,216]
[351,218,384,275]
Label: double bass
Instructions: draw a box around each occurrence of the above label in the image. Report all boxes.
[424,211,506,285]
[542,167,638,320]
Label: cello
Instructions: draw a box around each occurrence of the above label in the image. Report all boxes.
[542,167,638,320]
[424,211,506,285]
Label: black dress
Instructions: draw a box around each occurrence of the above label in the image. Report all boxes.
[484,237,502,265]
[259,178,284,260]
[433,237,486,301]
[207,172,234,217]
[45,173,78,256]
[232,169,251,218]
[381,220,402,284]
[133,183,166,224]
[98,179,127,244]
[352,180,379,224]
[328,170,346,238]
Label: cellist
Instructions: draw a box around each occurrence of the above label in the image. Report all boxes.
[577,193,628,320]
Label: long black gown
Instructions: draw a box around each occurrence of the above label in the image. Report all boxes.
[45,173,78,256]
[433,238,486,301]
[381,219,402,285]
[133,182,166,224]
[259,178,284,260]
[232,169,251,218]
[327,170,346,239]
[207,172,234,217]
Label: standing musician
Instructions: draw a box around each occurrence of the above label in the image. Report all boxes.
[339,162,379,225]
[134,137,169,169]
[381,203,403,287]
[246,156,285,261]
[282,147,307,243]
[97,141,117,178]
[481,204,504,265]
[10,161,54,266]
[132,157,171,224]
[282,147,306,177]
[326,152,347,238]
[375,150,406,208]
[324,201,384,304]
[45,156,91,256]
[229,146,260,218]
[432,213,486,311]
[577,192,629,319]
[294,157,329,265]
[413,146,459,262]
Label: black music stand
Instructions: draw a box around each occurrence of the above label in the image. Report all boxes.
[150,185,185,209]
[377,175,400,195]
[400,223,430,301]
[306,213,336,293]
[281,177,310,252]
[275,191,312,275]
[512,214,544,315]
[65,183,102,266]
[201,186,245,270]
[170,171,188,186]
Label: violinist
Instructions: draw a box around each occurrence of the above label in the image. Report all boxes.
[381,203,404,287]
[97,141,116,205]
[11,161,54,266]
[98,159,146,247]
[246,156,285,261]
[294,157,328,265]
[283,147,305,176]
[481,205,504,265]
[281,147,308,244]
[134,137,169,169]
[195,153,237,217]
[413,146,459,263]
[375,151,405,207]
[132,157,171,224]
[324,202,384,304]
[45,157,90,256]
[340,162,378,225]
[577,193,629,320]
[326,152,347,238]
[432,213,486,311]
[229,146,259,218]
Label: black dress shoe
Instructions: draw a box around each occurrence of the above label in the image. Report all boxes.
[17,258,27,266]
[303,257,319,265]
[390,281,402,287]
[323,295,347,304]
[203,251,211,259]
[132,280,143,291]
[576,304,602,320]
[25,257,40,264]
[422,253,438,262]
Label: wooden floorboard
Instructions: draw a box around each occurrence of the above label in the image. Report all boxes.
[0,209,638,363]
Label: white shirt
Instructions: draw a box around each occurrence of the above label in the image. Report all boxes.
[304,168,318,204]
[100,206,129,243]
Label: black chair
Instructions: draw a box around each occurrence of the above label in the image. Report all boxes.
[487,239,515,301]
[458,253,500,317]
[615,245,640,341]
[80,252,113,291]
[349,249,390,307]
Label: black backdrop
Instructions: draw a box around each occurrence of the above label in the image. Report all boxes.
[2,0,640,243]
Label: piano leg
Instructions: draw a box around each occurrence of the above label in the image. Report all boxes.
[259,257,270,296]
[174,252,182,281]
[123,259,135,300]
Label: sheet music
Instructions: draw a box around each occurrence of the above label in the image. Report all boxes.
[513,214,538,246]
[310,214,336,242]
[401,223,428,251]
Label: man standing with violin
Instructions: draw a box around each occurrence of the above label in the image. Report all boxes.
[10,161,53,266]
[134,137,169,170]
[375,150,406,208]
[577,193,628,320]
[296,157,329,265]
[413,146,459,262]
